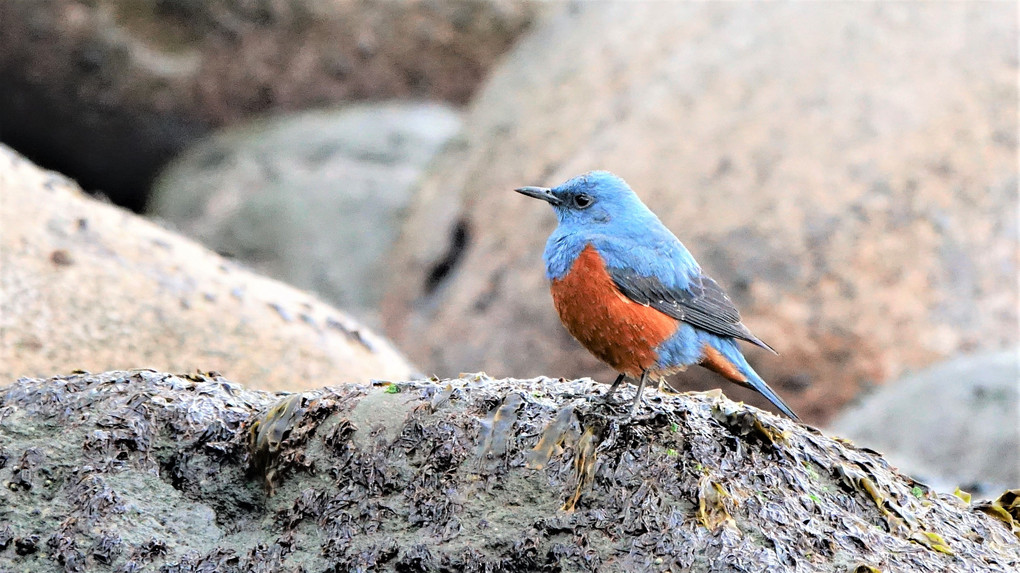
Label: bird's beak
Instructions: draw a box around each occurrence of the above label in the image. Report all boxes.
[515,186,562,206]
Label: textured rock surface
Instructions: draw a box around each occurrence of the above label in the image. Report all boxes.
[1,370,1018,572]
[830,351,1020,496]
[381,2,1019,423]
[149,102,462,321]
[0,145,415,390]
[0,0,533,209]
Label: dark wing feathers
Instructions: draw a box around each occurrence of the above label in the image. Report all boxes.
[609,267,777,354]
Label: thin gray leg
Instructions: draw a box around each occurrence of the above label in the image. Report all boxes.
[602,373,626,403]
[629,369,649,416]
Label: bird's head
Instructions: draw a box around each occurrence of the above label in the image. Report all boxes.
[515,171,655,232]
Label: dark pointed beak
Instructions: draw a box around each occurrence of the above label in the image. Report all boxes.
[515,186,562,206]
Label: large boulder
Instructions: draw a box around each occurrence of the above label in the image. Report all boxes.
[829,351,1020,496]
[380,2,1019,422]
[0,145,416,390]
[2,370,1018,572]
[0,0,533,209]
[148,102,462,322]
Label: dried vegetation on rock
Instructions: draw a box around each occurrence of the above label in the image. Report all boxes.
[1,371,1017,572]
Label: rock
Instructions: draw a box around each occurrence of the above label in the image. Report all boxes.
[0,0,533,209]
[380,2,1019,423]
[0,145,416,390]
[829,351,1020,496]
[2,370,1018,572]
[148,102,462,321]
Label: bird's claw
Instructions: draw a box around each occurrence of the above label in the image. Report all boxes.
[627,398,643,418]
[600,392,621,406]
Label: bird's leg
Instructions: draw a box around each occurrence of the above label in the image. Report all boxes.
[628,369,649,416]
[602,373,626,404]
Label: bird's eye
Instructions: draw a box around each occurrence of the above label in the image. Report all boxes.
[573,193,593,209]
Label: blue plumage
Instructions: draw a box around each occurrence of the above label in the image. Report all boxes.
[542,172,700,288]
[517,170,799,420]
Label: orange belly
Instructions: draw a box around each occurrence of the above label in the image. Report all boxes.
[550,244,679,376]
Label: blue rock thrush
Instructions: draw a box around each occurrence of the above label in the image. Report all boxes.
[516,170,799,420]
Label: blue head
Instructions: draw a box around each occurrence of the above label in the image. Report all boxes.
[516,171,679,280]
[515,171,661,235]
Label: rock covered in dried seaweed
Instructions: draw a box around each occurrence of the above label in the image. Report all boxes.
[0,370,1017,572]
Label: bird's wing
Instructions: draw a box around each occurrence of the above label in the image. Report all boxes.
[608,265,777,354]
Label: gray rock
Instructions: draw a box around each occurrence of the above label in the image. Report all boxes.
[829,351,1020,495]
[149,102,462,322]
[2,370,1018,572]
[0,144,416,390]
[0,0,533,209]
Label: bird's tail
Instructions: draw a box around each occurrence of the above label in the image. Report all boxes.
[715,347,799,421]
[737,361,800,421]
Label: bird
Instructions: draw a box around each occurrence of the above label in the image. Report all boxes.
[516,170,799,420]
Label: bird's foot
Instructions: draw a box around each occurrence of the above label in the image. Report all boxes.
[600,391,622,406]
[627,396,643,418]
[599,373,626,406]
[588,393,635,420]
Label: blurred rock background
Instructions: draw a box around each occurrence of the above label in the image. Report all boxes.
[0,144,418,390]
[830,351,1018,497]
[0,2,1016,490]
[0,0,532,210]
[148,102,462,319]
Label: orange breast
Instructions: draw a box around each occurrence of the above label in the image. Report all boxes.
[550,244,679,376]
